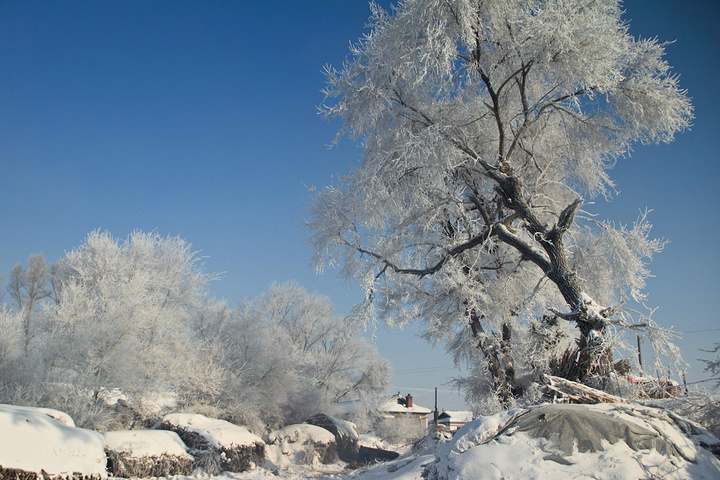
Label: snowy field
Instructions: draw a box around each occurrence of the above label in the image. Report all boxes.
[2,400,720,480]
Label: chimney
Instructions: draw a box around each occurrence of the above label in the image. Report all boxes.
[406,393,413,408]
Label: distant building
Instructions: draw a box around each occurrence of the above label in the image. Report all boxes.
[437,410,473,433]
[378,393,432,429]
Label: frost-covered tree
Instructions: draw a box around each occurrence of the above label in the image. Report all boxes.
[258,282,390,406]
[7,254,52,356]
[42,230,215,427]
[0,306,22,373]
[191,298,297,430]
[195,282,390,430]
[700,343,720,389]
[309,0,692,404]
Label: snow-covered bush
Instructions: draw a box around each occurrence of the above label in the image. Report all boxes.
[648,390,720,441]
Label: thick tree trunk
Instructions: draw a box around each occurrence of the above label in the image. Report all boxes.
[495,176,613,382]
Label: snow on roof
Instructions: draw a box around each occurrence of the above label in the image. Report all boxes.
[161,413,264,448]
[0,404,107,477]
[437,410,473,423]
[103,429,192,459]
[379,394,432,415]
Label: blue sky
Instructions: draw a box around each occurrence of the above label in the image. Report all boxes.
[1,1,718,410]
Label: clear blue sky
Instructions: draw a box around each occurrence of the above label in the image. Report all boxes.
[1,1,718,410]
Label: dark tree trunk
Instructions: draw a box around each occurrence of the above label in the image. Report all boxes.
[494,174,613,382]
[470,312,521,407]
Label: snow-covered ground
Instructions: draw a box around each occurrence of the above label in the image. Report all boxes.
[2,401,720,480]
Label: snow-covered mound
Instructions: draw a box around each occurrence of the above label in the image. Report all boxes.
[103,429,194,477]
[0,404,106,478]
[267,423,336,445]
[159,413,265,473]
[425,403,720,480]
[265,424,338,467]
[160,413,264,449]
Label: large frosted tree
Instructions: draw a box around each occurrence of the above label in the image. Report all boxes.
[309,0,692,402]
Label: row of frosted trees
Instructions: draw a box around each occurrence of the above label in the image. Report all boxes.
[0,230,389,432]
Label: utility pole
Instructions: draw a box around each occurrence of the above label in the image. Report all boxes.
[434,387,439,426]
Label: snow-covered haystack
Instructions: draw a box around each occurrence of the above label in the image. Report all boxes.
[306,413,359,462]
[157,413,265,474]
[425,403,720,480]
[103,430,194,477]
[265,424,338,466]
[0,405,106,479]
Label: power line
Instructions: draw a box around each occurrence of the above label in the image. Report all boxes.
[393,364,457,375]
[677,328,720,334]
[392,386,461,396]
[684,378,719,386]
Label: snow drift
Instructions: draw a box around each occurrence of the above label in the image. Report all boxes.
[426,403,720,480]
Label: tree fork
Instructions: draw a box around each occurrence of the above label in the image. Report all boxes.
[495,172,613,379]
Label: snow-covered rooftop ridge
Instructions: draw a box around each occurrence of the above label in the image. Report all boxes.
[161,413,264,448]
[0,404,107,477]
[379,393,432,415]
